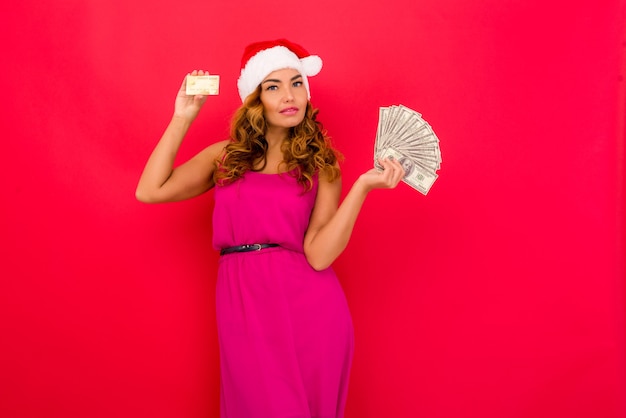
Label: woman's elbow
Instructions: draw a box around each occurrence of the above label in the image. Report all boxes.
[309,261,331,272]
[310,260,331,271]
[304,251,333,271]
[135,187,157,204]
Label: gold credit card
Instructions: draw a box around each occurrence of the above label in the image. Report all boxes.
[186,75,220,95]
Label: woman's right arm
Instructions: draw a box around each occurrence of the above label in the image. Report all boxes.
[135,70,228,203]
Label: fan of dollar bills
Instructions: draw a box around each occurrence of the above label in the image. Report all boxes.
[374,105,442,195]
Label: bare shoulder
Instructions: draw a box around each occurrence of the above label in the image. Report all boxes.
[309,166,342,222]
[316,164,342,194]
[192,138,231,163]
[304,165,342,250]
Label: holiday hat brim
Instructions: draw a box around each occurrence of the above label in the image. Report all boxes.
[237,41,322,102]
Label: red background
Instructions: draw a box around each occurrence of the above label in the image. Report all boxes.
[1,1,625,417]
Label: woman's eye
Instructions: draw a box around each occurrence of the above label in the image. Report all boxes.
[265,85,278,91]
[293,81,303,87]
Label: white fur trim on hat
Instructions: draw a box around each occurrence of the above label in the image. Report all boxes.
[237,45,323,102]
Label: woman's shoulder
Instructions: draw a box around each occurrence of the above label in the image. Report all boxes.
[208,138,232,152]
[196,139,232,161]
[317,160,342,183]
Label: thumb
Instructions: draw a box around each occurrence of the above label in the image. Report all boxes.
[194,95,208,105]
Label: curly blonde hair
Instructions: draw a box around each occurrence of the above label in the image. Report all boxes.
[213,87,342,191]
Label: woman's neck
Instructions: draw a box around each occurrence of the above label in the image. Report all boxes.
[264,126,289,147]
[252,130,286,173]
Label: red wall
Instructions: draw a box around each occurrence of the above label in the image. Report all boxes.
[1,1,625,417]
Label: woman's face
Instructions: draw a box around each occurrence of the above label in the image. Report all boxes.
[259,68,308,131]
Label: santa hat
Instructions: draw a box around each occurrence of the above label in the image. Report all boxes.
[237,39,323,102]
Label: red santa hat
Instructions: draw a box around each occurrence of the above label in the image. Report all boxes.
[237,39,323,102]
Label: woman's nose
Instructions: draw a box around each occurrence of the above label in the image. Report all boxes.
[283,86,294,101]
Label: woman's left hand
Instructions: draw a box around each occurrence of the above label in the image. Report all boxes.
[357,158,406,192]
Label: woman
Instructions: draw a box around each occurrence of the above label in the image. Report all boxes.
[136,39,405,418]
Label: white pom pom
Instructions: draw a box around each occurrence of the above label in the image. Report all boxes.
[301,55,322,76]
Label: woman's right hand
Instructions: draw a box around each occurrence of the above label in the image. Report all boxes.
[173,70,209,121]
[356,157,406,193]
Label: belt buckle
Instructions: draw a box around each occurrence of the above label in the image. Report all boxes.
[252,244,262,251]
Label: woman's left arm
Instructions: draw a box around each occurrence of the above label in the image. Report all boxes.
[303,158,405,270]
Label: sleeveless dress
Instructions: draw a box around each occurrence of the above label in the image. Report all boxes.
[212,170,354,418]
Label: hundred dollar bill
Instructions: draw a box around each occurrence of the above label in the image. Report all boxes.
[375,106,391,156]
[397,123,437,146]
[376,106,434,150]
[379,147,438,195]
[376,106,392,154]
[393,105,425,141]
[373,104,442,194]
[393,144,442,169]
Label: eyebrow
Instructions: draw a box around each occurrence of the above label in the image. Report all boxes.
[261,74,303,84]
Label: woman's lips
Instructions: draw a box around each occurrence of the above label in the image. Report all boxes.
[280,107,299,115]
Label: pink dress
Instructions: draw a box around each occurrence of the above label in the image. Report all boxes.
[212,170,354,418]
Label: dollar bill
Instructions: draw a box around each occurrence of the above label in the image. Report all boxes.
[379,147,438,195]
[374,105,442,194]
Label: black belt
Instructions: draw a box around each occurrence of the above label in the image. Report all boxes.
[220,243,279,256]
